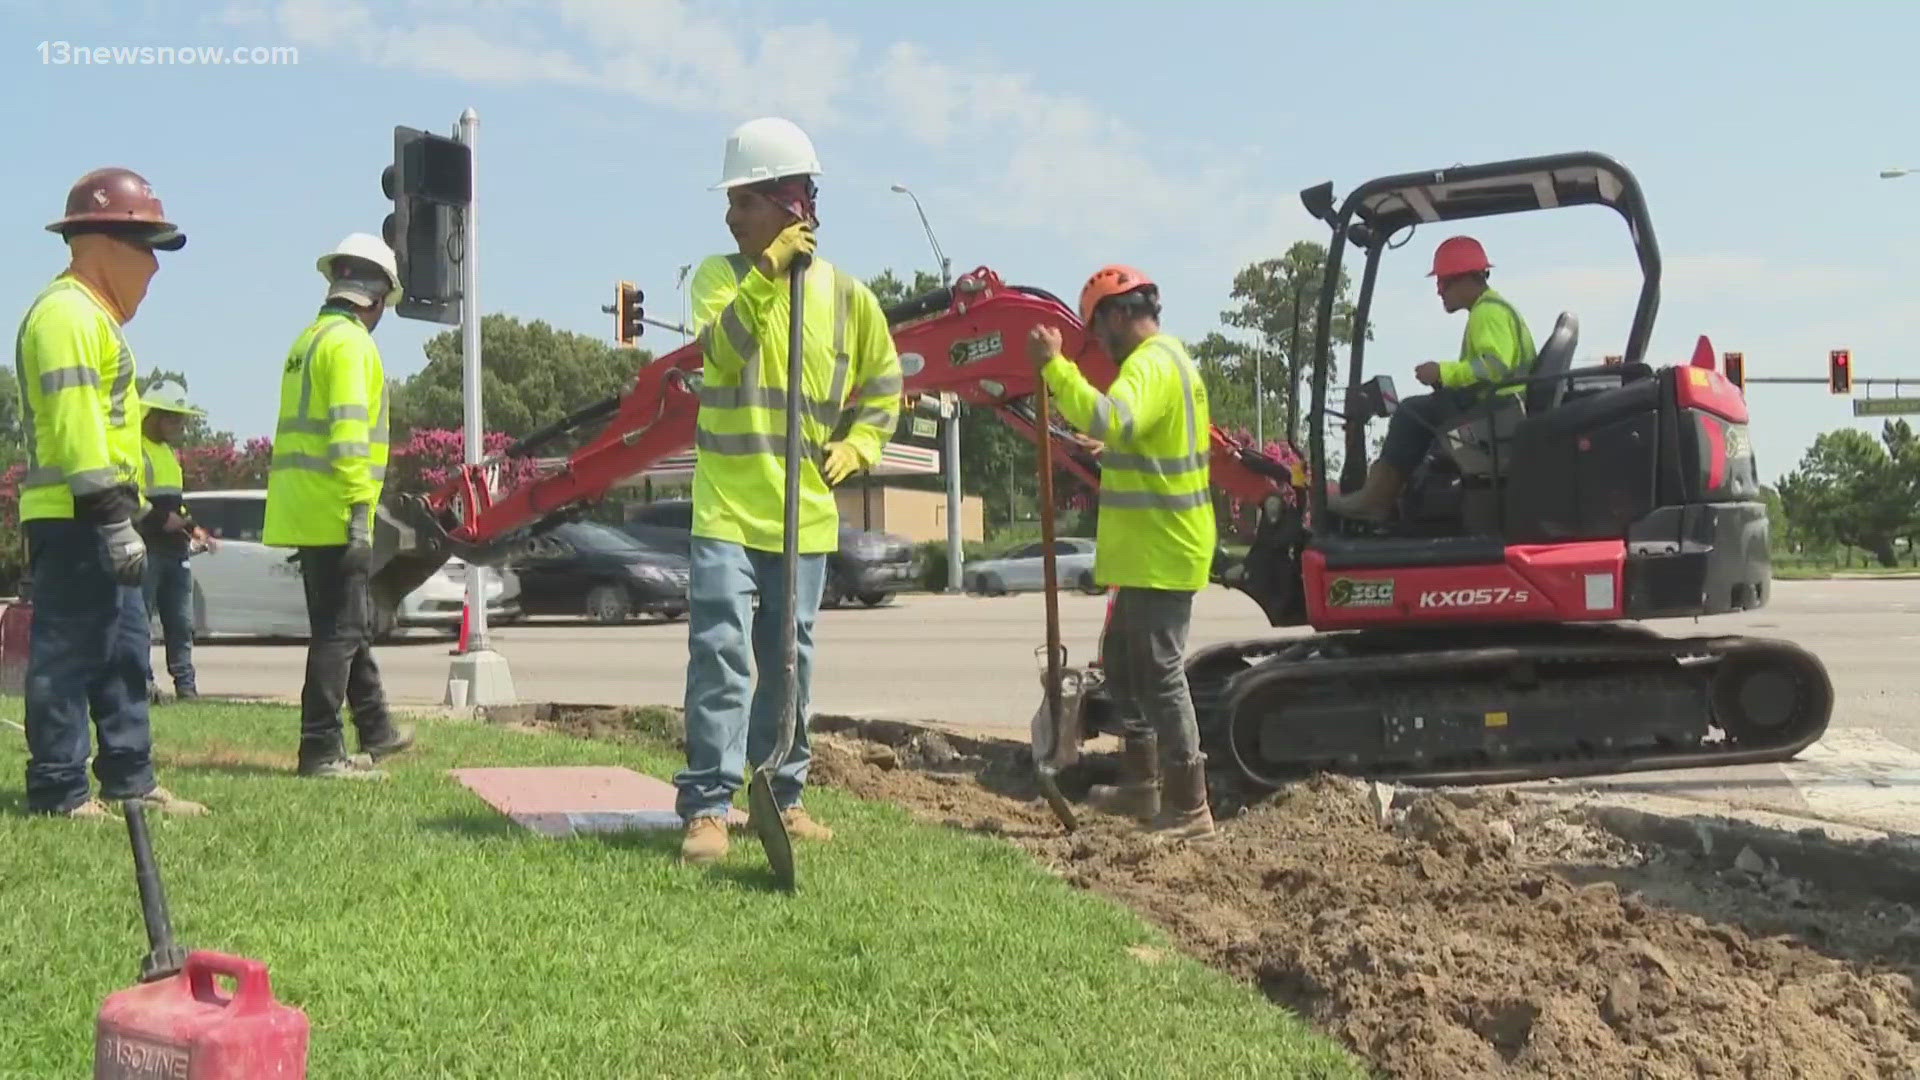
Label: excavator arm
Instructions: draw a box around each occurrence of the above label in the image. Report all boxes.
[369,266,1303,609]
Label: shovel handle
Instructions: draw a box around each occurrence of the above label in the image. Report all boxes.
[763,253,810,778]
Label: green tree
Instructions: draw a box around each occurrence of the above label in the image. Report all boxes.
[394,314,650,448]
[1218,242,1364,446]
[1776,422,1918,567]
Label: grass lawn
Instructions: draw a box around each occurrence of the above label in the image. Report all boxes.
[0,701,1363,1078]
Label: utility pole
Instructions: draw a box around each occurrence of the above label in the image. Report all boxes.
[893,183,965,591]
[445,106,515,708]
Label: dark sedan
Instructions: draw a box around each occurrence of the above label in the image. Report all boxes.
[509,521,689,624]
[620,499,922,608]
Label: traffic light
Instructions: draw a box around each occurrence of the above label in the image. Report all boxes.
[614,282,645,346]
[1829,349,1852,394]
[1722,352,1744,389]
[380,124,472,325]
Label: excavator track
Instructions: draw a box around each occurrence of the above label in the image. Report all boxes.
[1183,623,1833,790]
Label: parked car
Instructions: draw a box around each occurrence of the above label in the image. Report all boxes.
[176,489,521,641]
[508,520,689,623]
[961,538,1104,596]
[621,499,921,608]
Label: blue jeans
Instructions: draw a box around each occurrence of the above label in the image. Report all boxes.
[142,549,195,693]
[22,519,156,814]
[674,536,826,821]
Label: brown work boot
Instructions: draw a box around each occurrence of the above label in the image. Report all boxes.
[130,786,210,817]
[1152,757,1216,841]
[1327,460,1403,522]
[680,815,730,865]
[781,806,834,842]
[64,797,116,820]
[1086,730,1160,823]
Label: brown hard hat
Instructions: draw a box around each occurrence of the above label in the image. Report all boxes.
[46,167,185,251]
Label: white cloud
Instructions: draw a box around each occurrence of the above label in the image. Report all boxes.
[220,0,1299,255]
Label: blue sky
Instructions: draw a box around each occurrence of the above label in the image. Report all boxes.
[3,0,1915,484]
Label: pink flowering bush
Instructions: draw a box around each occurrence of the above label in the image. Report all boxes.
[179,435,272,491]
[384,428,546,496]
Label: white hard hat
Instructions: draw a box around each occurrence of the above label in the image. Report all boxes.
[141,380,205,417]
[316,232,403,307]
[711,117,822,191]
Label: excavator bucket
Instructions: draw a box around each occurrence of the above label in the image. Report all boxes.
[369,493,457,619]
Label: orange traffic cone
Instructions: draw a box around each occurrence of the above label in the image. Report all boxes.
[454,601,471,655]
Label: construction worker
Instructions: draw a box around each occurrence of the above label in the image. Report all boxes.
[139,381,217,701]
[262,234,414,780]
[674,117,903,864]
[1026,265,1218,841]
[1329,236,1537,521]
[16,167,206,818]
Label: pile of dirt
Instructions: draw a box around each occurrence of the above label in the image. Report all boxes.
[808,729,1920,1079]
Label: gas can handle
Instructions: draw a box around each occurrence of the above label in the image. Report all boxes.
[185,951,272,1013]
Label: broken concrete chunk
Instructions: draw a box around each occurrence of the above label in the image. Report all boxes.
[1369,782,1396,828]
[1732,845,1767,876]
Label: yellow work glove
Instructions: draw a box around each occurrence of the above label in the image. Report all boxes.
[760,222,817,277]
[822,442,863,485]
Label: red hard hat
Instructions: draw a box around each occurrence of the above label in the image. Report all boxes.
[1428,236,1489,279]
[46,167,185,251]
[1078,264,1155,325]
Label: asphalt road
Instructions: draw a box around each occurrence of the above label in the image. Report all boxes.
[182,578,1920,752]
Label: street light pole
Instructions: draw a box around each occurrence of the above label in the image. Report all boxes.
[893,183,964,592]
[890,184,951,287]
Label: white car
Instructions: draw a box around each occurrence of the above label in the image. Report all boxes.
[169,489,521,641]
[961,537,1105,596]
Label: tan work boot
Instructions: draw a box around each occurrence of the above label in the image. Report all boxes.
[1086,730,1160,823]
[1153,757,1216,841]
[64,797,116,820]
[1327,460,1403,522]
[680,815,730,865]
[362,723,416,764]
[131,787,210,817]
[781,807,834,842]
[301,754,387,781]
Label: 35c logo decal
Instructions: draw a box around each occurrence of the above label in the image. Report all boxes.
[1328,577,1394,608]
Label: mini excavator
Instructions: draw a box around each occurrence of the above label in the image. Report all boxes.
[369,150,1832,790]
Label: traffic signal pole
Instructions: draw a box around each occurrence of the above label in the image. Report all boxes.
[445,107,516,708]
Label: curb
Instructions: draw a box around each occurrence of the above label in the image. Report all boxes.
[1424,787,1920,906]
[1582,803,1920,904]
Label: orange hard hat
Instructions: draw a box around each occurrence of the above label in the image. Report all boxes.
[1077,264,1155,326]
[46,167,185,251]
[1428,236,1489,279]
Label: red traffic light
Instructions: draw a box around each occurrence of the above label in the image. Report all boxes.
[1829,349,1852,394]
[1722,352,1744,389]
[615,281,645,347]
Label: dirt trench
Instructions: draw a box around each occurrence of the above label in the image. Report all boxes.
[529,705,1920,1078]
[804,719,1920,1080]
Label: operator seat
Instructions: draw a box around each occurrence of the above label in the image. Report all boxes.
[1524,312,1579,414]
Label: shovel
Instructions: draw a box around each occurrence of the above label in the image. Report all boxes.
[1032,377,1079,833]
[748,251,811,893]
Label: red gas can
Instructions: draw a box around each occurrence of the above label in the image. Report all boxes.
[0,598,30,696]
[95,950,309,1079]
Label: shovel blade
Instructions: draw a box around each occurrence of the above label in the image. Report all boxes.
[747,771,794,892]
